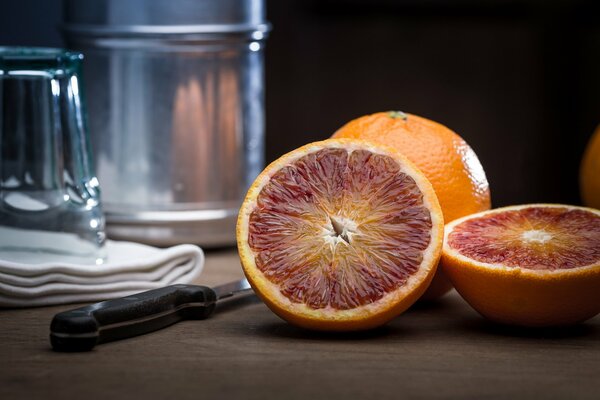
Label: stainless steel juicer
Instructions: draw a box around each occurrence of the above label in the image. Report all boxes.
[62,0,270,247]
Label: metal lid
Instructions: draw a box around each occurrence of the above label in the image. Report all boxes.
[62,0,269,37]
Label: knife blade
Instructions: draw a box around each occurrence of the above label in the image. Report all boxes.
[50,279,252,352]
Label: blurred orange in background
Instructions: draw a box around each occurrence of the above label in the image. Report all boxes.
[581,126,600,209]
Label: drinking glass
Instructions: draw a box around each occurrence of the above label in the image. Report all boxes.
[0,47,105,264]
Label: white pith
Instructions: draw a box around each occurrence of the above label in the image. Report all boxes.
[323,215,357,249]
[521,229,552,244]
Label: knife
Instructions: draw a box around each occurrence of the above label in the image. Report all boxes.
[50,279,252,352]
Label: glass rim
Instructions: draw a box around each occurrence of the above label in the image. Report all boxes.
[0,47,83,72]
[0,47,82,61]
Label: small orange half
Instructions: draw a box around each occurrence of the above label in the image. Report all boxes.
[442,204,600,327]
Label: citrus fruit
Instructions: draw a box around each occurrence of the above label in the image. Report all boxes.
[442,204,600,327]
[332,111,491,299]
[580,125,600,209]
[237,138,444,331]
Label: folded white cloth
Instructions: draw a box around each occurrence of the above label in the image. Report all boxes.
[0,240,204,308]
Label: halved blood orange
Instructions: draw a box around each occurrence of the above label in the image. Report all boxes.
[442,204,600,327]
[237,139,444,331]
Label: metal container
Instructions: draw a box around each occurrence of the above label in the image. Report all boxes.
[62,0,270,247]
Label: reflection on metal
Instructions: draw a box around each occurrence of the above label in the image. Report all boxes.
[63,0,270,247]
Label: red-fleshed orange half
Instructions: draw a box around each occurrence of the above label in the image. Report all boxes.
[442,204,600,327]
[237,139,444,331]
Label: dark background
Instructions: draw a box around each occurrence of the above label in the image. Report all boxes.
[1,0,599,207]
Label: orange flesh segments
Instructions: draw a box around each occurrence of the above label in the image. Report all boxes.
[447,206,600,270]
[248,147,433,310]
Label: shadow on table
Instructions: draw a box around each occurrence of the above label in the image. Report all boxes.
[237,291,456,340]
[213,293,411,340]
[415,292,599,340]
[215,293,261,314]
[407,296,457,313]
[252,298,453,341]
[217,289,599,341]
[452,316,598,339]
[255,321,407,341]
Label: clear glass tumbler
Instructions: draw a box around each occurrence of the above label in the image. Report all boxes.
[0,47,105,264]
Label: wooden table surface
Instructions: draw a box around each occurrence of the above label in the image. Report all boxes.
[1,248,598,400]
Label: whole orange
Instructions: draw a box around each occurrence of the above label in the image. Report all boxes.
[332,111,491,299]
[581,125,600,209]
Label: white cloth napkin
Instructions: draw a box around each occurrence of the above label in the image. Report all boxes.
[0,240,204,308]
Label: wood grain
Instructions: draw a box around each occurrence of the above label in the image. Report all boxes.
[0,248,598,400]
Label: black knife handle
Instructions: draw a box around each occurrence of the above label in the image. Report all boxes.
[50,284,217,352]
